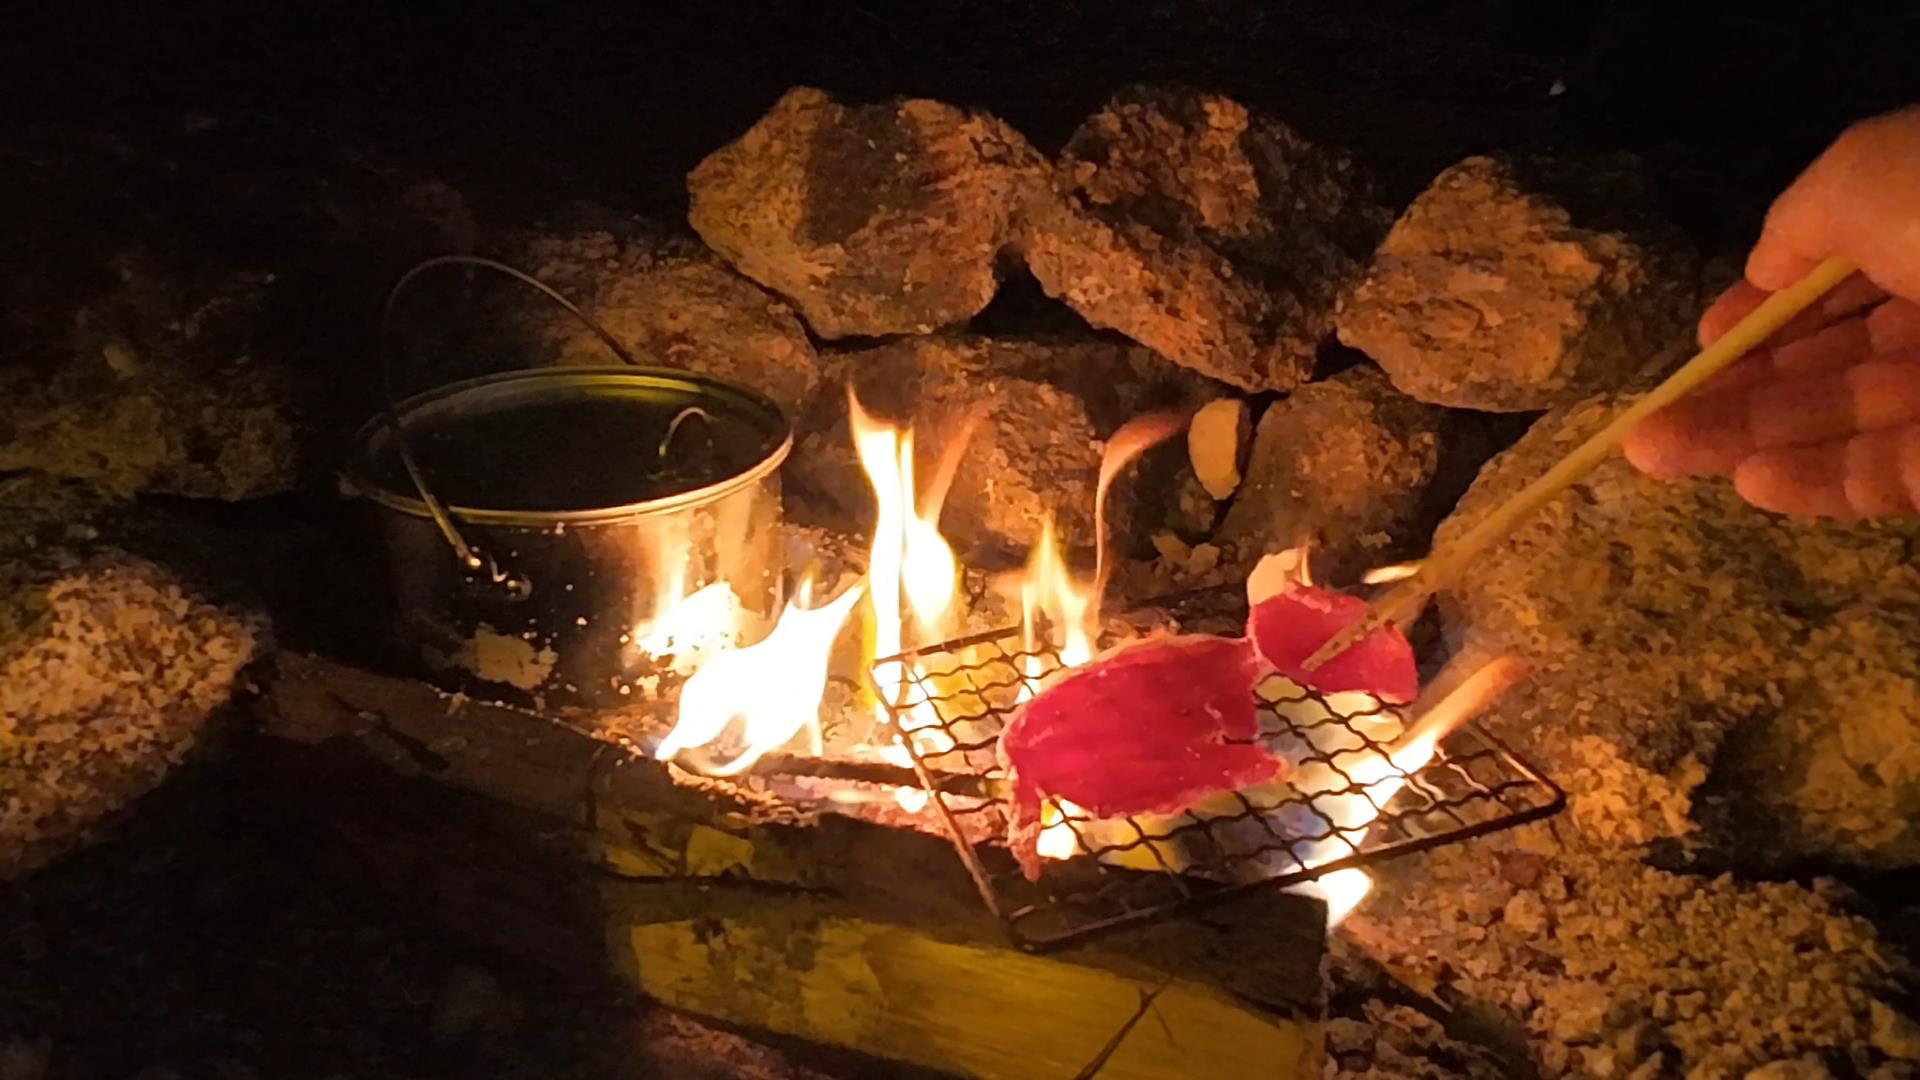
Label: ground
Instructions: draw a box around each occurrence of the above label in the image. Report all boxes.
[0,748,920,1080]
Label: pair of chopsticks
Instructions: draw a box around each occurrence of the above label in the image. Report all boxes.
[1305,256,1859,671]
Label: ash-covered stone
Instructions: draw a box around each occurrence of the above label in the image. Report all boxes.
[494,225,821,414]
[1435,395,1920,816]
[1020,87,1391,392]
[1708,598,1920,870]
[787,334,1215,560]
[1342,812,1901,1077]
[1377,391,1920,1073]
[1337,153,1701,411]
[0,120,475,498]
[688,87,1046,339]
[0,547,260,879]
[1217,366,1450,584]
[0,248,296,500]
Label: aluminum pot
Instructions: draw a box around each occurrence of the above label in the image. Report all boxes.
[344,257,791,711]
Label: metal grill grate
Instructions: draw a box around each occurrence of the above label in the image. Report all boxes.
[872,627,1566,950]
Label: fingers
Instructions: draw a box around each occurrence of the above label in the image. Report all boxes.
[1747,106,1920,300]
[1869,298,1920,351]
[1625,317,1887,477]
[1734,424,1920,518]
[1697,273,1886,347]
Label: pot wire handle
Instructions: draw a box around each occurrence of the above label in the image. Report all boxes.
[378,254,641,599]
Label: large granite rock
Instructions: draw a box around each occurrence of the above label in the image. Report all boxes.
[497,226,822,415]
[1217,366,1452,583]
[1337,154,1701,412]
[1020,87,1390,393]
[0,120,476,498]
[688,87,1046,339]
[1,544,260,879]
[1436,395,1920,867]
[787,335,1216,561]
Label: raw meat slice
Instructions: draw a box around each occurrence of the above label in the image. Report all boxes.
[999,635,1279,878]
[1247,584,1418,704]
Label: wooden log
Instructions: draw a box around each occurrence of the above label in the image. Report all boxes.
[242,653,1327,1079]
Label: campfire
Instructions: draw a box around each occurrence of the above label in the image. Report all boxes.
[12,24,1919,1076]
[640,387,1559,946]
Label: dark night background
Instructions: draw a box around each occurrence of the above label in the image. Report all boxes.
[0,3,1917,1078]
[6,2,1917,245]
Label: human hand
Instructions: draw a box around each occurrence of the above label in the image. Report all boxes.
[1624,106,1920,517]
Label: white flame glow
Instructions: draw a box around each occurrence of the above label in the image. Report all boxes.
[848,394,968,807]
[655,581,865,774]
[1287,714,1445,924]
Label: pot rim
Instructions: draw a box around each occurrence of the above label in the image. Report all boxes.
[344,366,792,527]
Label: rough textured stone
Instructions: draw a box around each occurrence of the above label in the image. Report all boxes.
[1434,395,1920,867]
[687,87,1046,338]
[1345,806,1900,1077]
[1019,87,1390,393]
[0,249,296,500]
[0,120,475,497]
[1217,365,1450,584]
[786,335,1214,560]
[496,225,820,414]
[0,547,259,879]
[1337,153,1701,411]
[1874,1000,1920,1062]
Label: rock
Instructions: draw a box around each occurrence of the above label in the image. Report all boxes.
[1337,153,1701,411]
[1020,87,1390,392]
[1434,395,1920,864]
[0,547,260,878]
[1709,599,1920,868]
[495,225,820,414]
[1216,366,1452,584]
[0,121,475,497]
[1745,1059,1834,1080]
[1626,1053,1669,1080]
[1872,1001,1920,1061]
[0,248,296,500]
[1503,890,1550,937]
[0,1039,48,1080]
[1445,390,1920,871]
[788,335,1214,560]
[687,87,1046,338]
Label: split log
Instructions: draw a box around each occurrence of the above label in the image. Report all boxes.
[241,653,1328,1080]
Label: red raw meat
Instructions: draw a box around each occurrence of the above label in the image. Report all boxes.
[1247,584,1418,704]
[998,635,1280,879]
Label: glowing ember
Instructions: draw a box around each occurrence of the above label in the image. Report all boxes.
[655,580,865,774]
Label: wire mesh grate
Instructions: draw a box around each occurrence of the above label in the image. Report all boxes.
[872,627,1566,950]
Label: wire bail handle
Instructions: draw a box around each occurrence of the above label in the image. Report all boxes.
[377,255,641,601]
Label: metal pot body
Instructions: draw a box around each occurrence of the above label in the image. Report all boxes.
[346,367,790,711]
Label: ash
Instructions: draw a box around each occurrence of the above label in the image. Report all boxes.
[1323,737,1910,1078]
